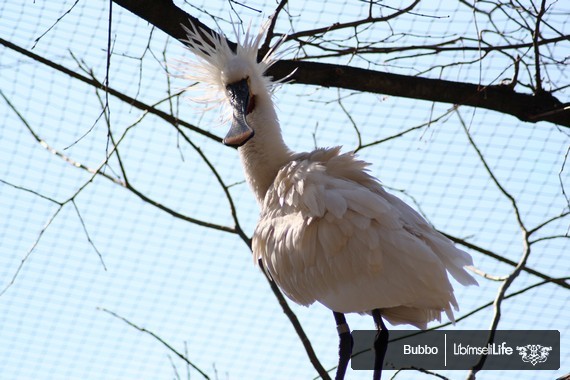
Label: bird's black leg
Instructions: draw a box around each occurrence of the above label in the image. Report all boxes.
[333,311,353,380]
[372,309,388,380]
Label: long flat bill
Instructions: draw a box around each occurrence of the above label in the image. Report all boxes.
[223,116,254,147]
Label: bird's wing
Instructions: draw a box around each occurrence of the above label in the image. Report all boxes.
[253,147,476,320]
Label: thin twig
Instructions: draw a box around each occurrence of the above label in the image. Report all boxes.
[528,211,570,236]
[0,178,60,204]
[32,0,80,49]
[0,206,63,297]
[530,234,570,244]
[336,88,362,151]
[72,200,107,270]
[441,232,570,290]
[532,0,548,93]
[100,308,211,380]
[559,145,570,212]
[393,367,449,379]
[357,106,456,152]
[468,266,507,282]
[285,0,420,41]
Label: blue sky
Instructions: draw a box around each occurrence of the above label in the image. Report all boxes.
[1,1,569,379]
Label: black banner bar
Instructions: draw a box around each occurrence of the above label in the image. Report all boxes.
[351,330,560,370]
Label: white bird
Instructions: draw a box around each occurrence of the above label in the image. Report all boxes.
[181,17,478,380]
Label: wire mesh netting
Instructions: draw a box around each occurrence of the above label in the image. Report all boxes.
[1,1,569,379]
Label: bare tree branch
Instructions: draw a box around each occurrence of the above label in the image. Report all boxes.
[0,37,223,144]
[259,0,288,56]
[110,0,570,127]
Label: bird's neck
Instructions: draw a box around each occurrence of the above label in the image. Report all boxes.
[238,96,292,204]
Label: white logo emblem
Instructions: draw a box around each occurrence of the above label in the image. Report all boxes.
[516,344,552,366]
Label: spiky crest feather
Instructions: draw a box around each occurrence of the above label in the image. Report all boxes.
[180,17,287,125]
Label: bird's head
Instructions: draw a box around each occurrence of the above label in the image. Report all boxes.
[180,18,287,147]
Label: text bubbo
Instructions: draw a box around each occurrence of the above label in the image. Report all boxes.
[403,344,439,355]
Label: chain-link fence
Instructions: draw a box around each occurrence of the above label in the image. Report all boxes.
[1,1,568,379]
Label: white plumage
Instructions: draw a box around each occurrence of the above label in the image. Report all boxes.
[181,18,477,331]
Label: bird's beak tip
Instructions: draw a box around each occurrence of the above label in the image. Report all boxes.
[223,127,254,147]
